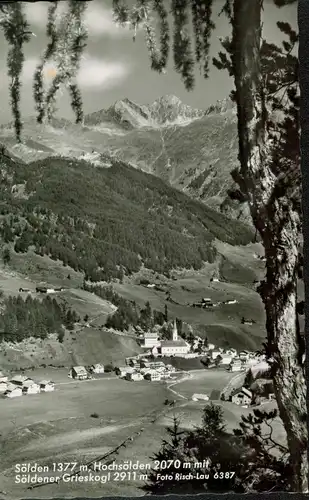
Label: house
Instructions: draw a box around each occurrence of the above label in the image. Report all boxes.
[0,381,8,392]
[210,277,220,282]
[207,343,215,351]
[22,381,41,395]
[229,359,242,372]
[239,351,250,361]
[4,386,23,398]
[19,287,31,293]
[192,393,209,402]
[70,366,88,380]
[0,371,8,383]
[210,349,222,360]
[219,355,233,365]
[144,371,161,381]
[40,380,55,392]
[143,331,160,348]
[126,372,143,381]
[10,375,32,386]
[36,286,47,293]
[147,361,165,370]
[115,366,134,377]
[231,387,252,406]
[90,363,105,374]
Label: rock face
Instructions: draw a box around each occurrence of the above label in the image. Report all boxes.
[85,95,206,129]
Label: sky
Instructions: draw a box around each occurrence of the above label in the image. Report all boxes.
[0,0,297,124]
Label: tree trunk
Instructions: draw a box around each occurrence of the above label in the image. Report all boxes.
[232,0,308,492]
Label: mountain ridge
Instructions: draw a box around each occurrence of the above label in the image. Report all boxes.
[0,95,246,221]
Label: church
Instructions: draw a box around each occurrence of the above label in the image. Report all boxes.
[155,320,190,357]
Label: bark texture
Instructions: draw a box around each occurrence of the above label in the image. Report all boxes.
[232,0,307,492]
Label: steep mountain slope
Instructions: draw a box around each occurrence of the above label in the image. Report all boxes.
[0,96,246,220]
[0,152,254,282]
[84,94,206,129]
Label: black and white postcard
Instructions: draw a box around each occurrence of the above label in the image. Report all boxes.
[0,0,307,497]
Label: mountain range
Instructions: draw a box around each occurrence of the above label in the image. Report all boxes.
[0,95,248,222]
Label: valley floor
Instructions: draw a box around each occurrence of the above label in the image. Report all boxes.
[0,368,274,498]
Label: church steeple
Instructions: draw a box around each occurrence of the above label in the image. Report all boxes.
[172,319,178,341]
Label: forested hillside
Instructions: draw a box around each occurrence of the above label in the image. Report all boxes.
[0,153,254,281]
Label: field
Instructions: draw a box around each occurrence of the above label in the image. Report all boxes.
[0,372,170,498]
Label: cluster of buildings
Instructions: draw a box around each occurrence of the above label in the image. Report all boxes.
[18,286,65,295]
[0,371,54,398]
[192,297,238,309]
[116,358,176,382]
[68,364,105,380]
[142,320,191,357]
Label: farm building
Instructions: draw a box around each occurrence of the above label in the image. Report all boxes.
[143,331,160,349]
[192,393,209,402]
[0,381,8,392]
[36,286,48,293]
[144,371,161,381]
[0,371,8,383]
[22,381,41,395]
[126,372,143,382]
[10,375,32,386]
[40,381,55,392]
[4,385,23,398]
[70,366,88,380]
[90,364,105,374]
[231,387,252,406]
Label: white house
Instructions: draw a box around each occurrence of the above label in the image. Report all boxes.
[207,343,215,351]
[10,375,32,386]
[126,372,143,381]
[4,385,23,398]
[220,355,233,365]
[239,351,250,361]
[22,381,41,395]
[192,393,209,402]
[229,359,242,372]
[90,364,105,374]
[40,380,55,392]
[210,349,222,360]
[143,331,160,349]
[231,387,252,406]
[70,366,88,380]
[144,371,161,381]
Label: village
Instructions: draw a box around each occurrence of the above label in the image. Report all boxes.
[0,319,271,408]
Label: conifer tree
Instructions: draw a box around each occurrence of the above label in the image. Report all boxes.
[0,3,32,142]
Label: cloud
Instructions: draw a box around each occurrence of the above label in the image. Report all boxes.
[76,58,130,89]
[18,56,130,90]
[24,1,134,38]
